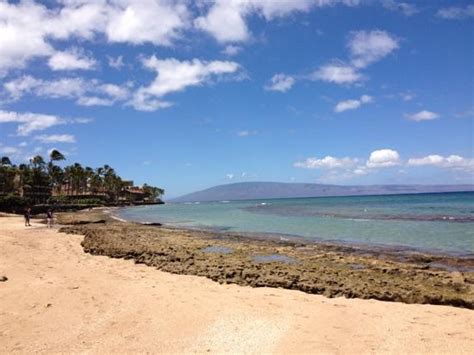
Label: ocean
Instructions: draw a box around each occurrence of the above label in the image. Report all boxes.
[116,192,474,256]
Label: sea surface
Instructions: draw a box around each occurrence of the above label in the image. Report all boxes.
[116,192,474,256]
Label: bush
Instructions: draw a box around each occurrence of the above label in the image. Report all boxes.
[47,196,106,205]
[0,194,32,212]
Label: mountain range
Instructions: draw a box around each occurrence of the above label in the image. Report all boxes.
[171,182,474,202]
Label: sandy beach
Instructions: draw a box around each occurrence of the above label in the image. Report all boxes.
[1,215,473,354]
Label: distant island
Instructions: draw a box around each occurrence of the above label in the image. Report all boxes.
[172,182,474,202]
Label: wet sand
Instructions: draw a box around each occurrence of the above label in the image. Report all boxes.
[1,214,473,353]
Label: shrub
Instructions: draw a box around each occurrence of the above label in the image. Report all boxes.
[0,194,32,212]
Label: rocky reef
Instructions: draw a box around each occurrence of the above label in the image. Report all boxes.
[58,212,474,309]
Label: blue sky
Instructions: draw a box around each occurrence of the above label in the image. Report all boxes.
[0,0,473,198]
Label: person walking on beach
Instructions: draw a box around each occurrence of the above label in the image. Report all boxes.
[24,208,31,227]
[46,209,54,228]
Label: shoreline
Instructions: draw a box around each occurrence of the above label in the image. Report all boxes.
[111,207,474,269]
[1,214,473,353]
[58,209,474,309]
[113,202,474,258]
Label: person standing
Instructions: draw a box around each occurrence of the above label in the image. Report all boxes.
[24,208,31,227]
[46,209,53,228]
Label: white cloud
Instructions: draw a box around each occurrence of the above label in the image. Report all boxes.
[408,154,474,172]
[0,0,191,76]
[405,110,440,122]
[36,78,88,98]
[0,145,20,155]
[76,96,114,107]
[0,1,53,75]
[195,0,360,43]
[237,130,257,137]
[225,173,234,180]
[334,94,373,112]
[437,5,474,20]
[35,134,76,144]
[222,45,242,56]
[3,75,42,100]
[348,30,399,69]
[382,0,418,16]
[265,74,295,92]
[294,156,358,169]
[100,83,130,100]
[4,76,131,107]
[366,149,401,168]
[0,110,63,136]
[106,0,189,45]
[195,1,250,43]
[132,56,240,111]
[311,64,362,84]
[48,48,97,71]
[353,166,369,175]
[311,30,398,86]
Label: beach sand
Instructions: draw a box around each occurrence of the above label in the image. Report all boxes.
[1,215,473,354]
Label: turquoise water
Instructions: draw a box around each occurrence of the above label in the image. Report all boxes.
[116,192,474,255]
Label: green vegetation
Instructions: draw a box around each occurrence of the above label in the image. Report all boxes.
[0,150,164,211]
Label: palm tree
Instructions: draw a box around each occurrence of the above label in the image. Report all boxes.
[1,156,12,166]
[30,155,45,170]
[49,150,65,162]
[48,150,65,195]
[29,155,49,203]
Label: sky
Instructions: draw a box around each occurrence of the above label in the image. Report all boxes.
[0,0,473,198]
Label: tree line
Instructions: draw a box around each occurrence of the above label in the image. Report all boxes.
[0,150,164,207]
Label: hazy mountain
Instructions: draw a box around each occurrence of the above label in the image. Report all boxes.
[171,182,474,202]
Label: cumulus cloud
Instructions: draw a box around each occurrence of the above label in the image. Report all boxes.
[4,76,87,99]
[366,149,401,168]
[311,30,398,85]
[195,0,360,43]
[0,1,53,75]
[405,110,440,122]
[0,0,190,76]
[4,76,131,107]
[437,5,474,20]
[105,0,189,45]
[408,154,474,172]
[347,30,399,69]
[334,94,373,112]
[294,149,474,180]
[294,156,358,169]
[35,134,76,144]
[195,1,250,43]
[0,110,64,136]
[48,48,97,71]
[265,74,295,92]
[3,76,42,100]
[76,96,114,107]
[132,56,240,111]
[311,63,362,84]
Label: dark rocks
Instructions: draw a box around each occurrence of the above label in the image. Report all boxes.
[0,276,7,282]
[59,220,474,309]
